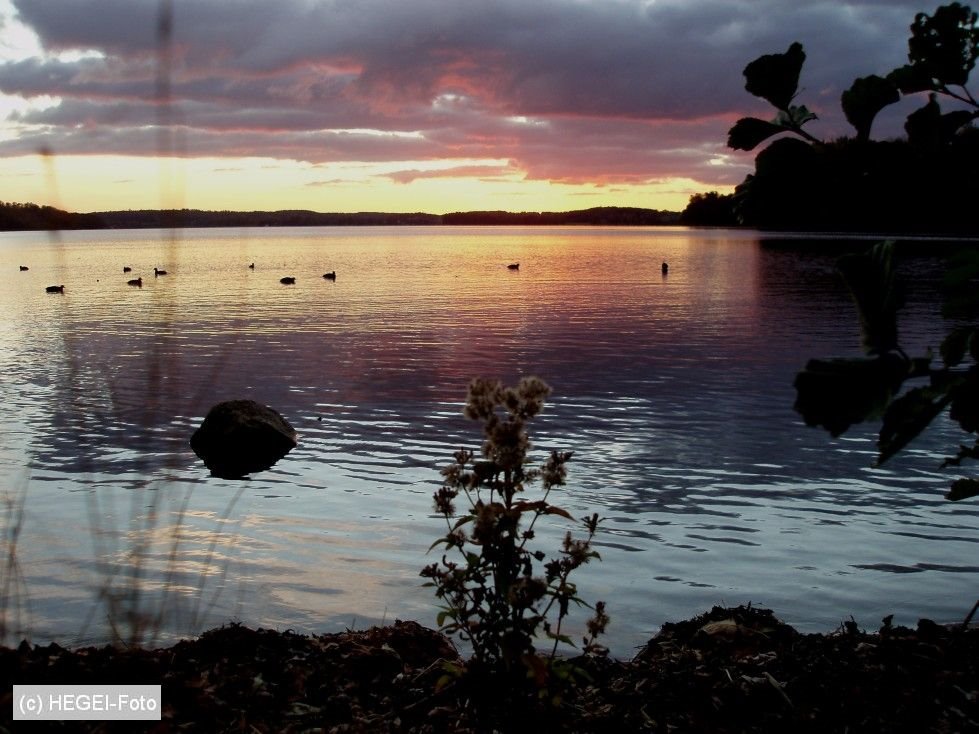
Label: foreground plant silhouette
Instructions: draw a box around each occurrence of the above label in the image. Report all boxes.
[719,2,979,503]
[421,377,608,708]
[725,2,979,232]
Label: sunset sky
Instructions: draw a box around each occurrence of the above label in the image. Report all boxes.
[0,0,944,214]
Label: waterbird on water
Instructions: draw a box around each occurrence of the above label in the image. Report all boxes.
[123,266,132,273]
[127,277,143,287]
[249,263,255,269]
[662,262,669,275]
[19,265,28,271]
[45,284,64,293]
[323,271,336,280]
[280,276,296,285]
[154,267,168,276]
[507,263,519,270]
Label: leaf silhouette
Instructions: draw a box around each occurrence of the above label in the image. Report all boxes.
[908,3,979,87]
[727,117,786,151]
[887,63,937,94]
[836,241,902,356]
[793,354,909,437]
[842,75,901,142]
[743,42,806,110]
[941,327,976,367]
[878,386,951,465]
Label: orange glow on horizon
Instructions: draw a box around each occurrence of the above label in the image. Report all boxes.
[0,153,727,214]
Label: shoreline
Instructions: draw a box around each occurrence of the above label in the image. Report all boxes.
[3,604,977,732]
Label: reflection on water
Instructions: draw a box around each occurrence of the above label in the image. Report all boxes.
[0,226,977,655]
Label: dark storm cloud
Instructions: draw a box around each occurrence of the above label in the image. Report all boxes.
[0,0,945,188]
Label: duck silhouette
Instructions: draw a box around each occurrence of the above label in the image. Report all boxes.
[323,271,336,280]
[507,263,519,270]
[127,277,143,287]
[123,266,132,273]
[249,263,255,270]
[45,284,64,293]
[280,276,296,285]
[154,267,168,276]
[19,265,28,271]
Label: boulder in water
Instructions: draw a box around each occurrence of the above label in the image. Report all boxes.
[191,400,297,479]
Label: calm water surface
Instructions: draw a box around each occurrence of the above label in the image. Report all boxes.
[1,226,977,655]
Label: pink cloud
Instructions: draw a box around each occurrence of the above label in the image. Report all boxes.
[0,0,935,196]
[383,164,517,184]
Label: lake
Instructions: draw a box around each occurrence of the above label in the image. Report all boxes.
[1,225,977,657]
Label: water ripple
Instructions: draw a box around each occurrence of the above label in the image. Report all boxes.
[0,227,976,654]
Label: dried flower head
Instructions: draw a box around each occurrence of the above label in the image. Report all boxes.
[515,376,551,418]
[464,378,504,420]
[434,486,458,516]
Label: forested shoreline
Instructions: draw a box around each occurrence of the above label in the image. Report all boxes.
[0,202,681,231]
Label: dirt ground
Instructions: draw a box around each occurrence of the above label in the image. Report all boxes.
[2,604,977,732]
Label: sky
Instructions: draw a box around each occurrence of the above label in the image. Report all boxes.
[0,0,946,214]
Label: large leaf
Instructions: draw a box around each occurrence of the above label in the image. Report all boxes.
[942,249,979,319]
[743,41,806,110]
[877,386,952,465]
[905,93,943,146]
[836,242,902,356]
[907,3,979,88]
[949,368,979,433]
[841,75,901,142]
[941,108,979,136]
[727,116,787,151]
[793,354,910,437]
[941,327,977,367]
[905,94,978,146]
[887,63,938,94]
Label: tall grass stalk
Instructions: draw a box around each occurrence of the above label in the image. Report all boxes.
[0,476,32,643]
[0,0,250,649]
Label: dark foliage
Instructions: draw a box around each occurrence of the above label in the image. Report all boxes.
[679,191,738,226]
[779,5,979,501]
[906,2,979,88]
[735,132,979,232]
[727,3,979,234]
[795,240,979,500]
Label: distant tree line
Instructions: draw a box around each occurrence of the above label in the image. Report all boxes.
[94,209,442,229]
[0,204,681,231]
[440,207,679,226]
[0,201,104,230]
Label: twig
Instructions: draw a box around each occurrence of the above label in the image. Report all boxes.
[961,599,979,629]
[764,671,794,708]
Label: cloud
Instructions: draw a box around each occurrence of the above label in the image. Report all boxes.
[0,0,943,197]
[383,163,516,184]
